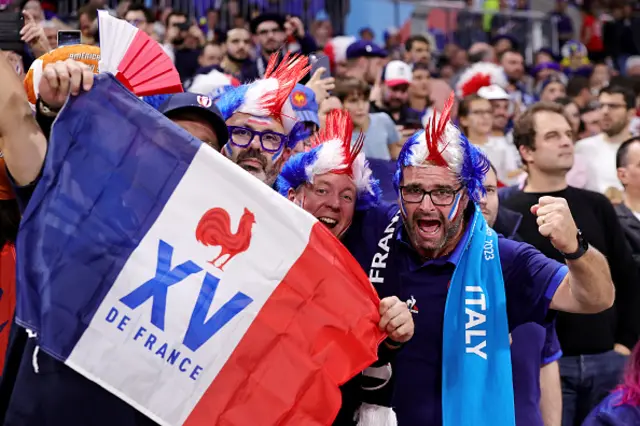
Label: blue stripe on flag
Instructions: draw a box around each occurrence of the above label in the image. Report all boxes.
[16,74,201,360]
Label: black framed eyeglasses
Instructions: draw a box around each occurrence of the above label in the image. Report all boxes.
[227,126,288,153]
[399,185,464,206]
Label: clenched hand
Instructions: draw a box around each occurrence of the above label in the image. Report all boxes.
[379,296,414,343]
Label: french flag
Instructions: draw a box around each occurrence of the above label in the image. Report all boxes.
[16,74,385,426]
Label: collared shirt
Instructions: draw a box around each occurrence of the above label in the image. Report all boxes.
[343,203,568,425]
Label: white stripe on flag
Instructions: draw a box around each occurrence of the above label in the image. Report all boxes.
[66,146,316,425]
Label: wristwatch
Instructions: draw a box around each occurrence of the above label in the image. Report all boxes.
[560,229,589,260]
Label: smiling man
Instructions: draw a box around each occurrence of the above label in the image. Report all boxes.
[277,109,412,426]
[215,53,310,187]
[342,94,616,426]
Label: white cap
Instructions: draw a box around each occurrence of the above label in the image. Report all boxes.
[187,69,239,96]
[477,84,510,101]
[383,60,413,87]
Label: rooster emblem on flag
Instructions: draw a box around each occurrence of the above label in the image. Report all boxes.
[195,207,256,270]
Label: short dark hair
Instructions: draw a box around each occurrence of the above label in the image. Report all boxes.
[166,11,187,26]
[458,94,485,134]
[497,48,522,64]
[333,78,371,102]
[78,4,98,21]
[566,76,590,98]
[125,4,153,22]
[405,35,430,52]
[513,102,569,164]
[599,84,636,110]
[616,136,640,168]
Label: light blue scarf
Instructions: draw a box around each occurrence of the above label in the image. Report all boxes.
[442,206,515,426]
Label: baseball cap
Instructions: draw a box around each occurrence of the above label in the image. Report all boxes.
[382,61,412,87]
[346,40,387,60]
[477,84,510,101]
[158,93,229,145]
[289,84,320,128]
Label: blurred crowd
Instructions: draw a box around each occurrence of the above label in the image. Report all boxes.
[4,0,640,425]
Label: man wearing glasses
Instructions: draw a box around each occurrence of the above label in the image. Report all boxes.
[216,52,311,187]
[575,85,637,194]
[342,94,616,425]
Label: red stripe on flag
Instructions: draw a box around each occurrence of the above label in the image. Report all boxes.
[184,223,385,425]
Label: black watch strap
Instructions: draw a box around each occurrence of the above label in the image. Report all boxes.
[562,229,588,260]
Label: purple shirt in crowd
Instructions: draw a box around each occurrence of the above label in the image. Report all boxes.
[343,203,568,425]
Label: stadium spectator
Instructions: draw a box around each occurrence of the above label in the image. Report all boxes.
[124,4,153,35]
[334,77,400,161]
[538,75,567,102]
[197,41,224,68]
[576,85,635,194]
[503,101,640,426]
[614,136,640,270]
[344,40,386,86]
[404,35,431,66]
[566,76,593,109]
[219,28,256,83]
[459,94,521,184]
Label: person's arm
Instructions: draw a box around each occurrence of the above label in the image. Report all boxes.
[0,55,47,186]
[531,196,614,313]
[540,321,562,426]
[540,361,562,426]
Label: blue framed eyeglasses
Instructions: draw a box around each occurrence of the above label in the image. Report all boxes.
[227,126,288,153]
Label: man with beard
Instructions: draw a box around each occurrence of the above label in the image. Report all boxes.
[215,52,310,187]
[344,40,387,86]
[277,109,413,426]
[576,85,636,194]
[249,13,317,80]
[499,49,534,108]
[341,93,616,426]
[501,101,640,426]
[370,61,423,159]
[371,61,423,126]
[220,28,258,83]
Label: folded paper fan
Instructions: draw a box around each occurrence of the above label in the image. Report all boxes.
[98,10,182,96]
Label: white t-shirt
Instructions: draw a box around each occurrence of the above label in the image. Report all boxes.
[574,133,623,194]
[474,136,523,185]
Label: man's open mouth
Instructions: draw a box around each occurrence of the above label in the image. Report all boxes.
[417,219,441,235]
[318,217,338,229]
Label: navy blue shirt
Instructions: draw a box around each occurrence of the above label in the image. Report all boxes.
[343,203,568,425]
[511,322,562,426]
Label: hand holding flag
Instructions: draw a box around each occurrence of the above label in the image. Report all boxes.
[16,74,386,426]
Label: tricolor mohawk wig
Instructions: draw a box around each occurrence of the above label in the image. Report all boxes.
[455,62,508,98]
[215,52,311,146]
[276,109,381,210]
[394,93,490,204]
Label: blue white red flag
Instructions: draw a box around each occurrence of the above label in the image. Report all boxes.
[15,74,384,426]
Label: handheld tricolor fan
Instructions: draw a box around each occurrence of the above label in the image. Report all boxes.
[97,10,183,96]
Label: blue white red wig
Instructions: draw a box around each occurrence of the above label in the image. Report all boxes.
[276,109,381,210]
[394,93,490,204]
[455,62,508,98]
[215,52,311,147]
